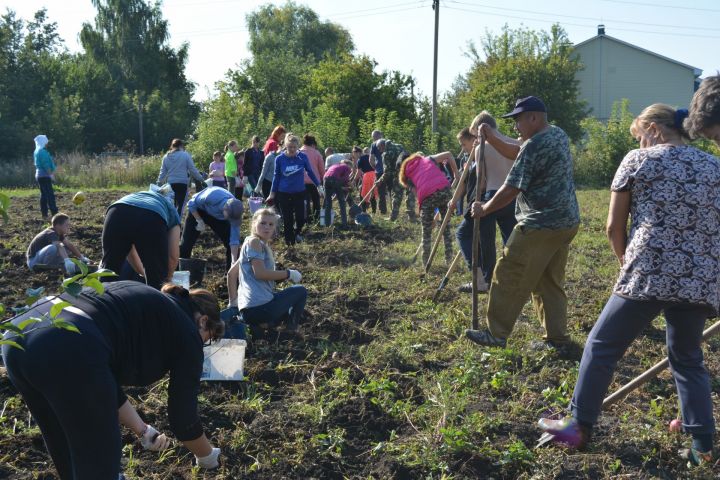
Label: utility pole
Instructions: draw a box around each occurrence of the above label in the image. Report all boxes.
[137,94,144,155]
[431,0,439,133]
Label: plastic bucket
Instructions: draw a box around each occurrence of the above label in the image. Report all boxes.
[319,208,335,226]
[201,339,246,381]
[249,197,264,215]
[172,271,190,289]
[178,258,206,286]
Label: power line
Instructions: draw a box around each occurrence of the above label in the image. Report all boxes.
[445,0,720,32]
[326,0,428,18]
[600,0,720,13]
[442,4,720,40]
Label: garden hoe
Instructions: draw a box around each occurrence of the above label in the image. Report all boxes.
[537,316,720,448]
[432,250,463,300]
[470,137,486,330]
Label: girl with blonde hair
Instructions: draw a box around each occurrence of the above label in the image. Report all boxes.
[227,208,307,333]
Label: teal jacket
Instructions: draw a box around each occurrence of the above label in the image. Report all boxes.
[34,148,55,178]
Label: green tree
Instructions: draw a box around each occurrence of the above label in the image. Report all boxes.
[246,1,353,61]
[80,0,197,153]
[189,86,275,163]
[0,9,73,158]
[446,24,587,142]
[293,103,352,151]
[300,53,416,139]
[229,2,355,124]
[573,99,637,186]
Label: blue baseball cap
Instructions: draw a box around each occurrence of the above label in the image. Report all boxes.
[501,96,547,118]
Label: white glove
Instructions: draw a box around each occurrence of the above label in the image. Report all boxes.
[195,219,206,232]
[64,258,77,274]
[317,186,325,197]
[195,447,221,469]
[140,425,171,451]
[288,269,302,283]
[81,256,91,264]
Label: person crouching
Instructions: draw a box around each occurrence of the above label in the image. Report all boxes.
[227,208,306,335]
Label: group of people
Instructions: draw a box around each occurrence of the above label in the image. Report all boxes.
[454,78,720,465]
[10,73,720,478]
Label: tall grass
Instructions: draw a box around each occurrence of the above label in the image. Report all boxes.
[0,152,162,189]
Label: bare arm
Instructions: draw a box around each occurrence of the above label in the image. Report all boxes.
[479,125,521,160]
[227,259,239,307]
[432,151,459,178]
[251,258,290,281]
[62,239,82,259]
[127,246,146,277]
[182,434,214,457]
[52,241,69,259]
[248,239,288,281]
[118,399,146,437]
[606,191,631,265]
[471,183,521,218]
[167,225,181,278]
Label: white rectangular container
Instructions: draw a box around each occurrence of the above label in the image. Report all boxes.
[201,339,246,381]
[172,271,190,289]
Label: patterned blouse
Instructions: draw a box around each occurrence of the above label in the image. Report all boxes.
[611,144,720,312]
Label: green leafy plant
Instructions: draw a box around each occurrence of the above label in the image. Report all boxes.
[0,192,9,223]
[0,264,115,350]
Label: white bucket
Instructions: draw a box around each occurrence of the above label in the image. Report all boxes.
[201,339,246,381]
[319,208,335,226]
[172,271,190,289]
[249,197,264,214]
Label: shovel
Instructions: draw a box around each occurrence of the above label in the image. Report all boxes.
[537,316,720,448]
[349,174,384,217]
[432,250,463,300]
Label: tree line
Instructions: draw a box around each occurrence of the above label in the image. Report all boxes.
[8,1,652,183]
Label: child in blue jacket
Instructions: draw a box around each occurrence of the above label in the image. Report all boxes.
[266,133,323,245]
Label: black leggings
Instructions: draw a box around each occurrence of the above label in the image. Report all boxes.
[2,304,121,480]
[277,191,306,245]
[304,184,320,222]
[101,204,169,289]
[170,183,188,217]
[261,179,272,199]
[179,210,232,270]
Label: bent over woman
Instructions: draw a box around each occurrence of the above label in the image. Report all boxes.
[101,189,181,289]
[399,151,458,267]
[2,281,225,479]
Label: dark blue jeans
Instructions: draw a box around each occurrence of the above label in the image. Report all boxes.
[37,176,57,218]
[455,190,516,283]
[242,285,307,328]
[571,294,715,434]
[323,178,347,226]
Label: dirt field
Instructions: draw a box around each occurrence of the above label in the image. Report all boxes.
[1,190,720,479]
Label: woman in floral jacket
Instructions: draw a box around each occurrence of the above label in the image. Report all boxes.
[539,104,720,465]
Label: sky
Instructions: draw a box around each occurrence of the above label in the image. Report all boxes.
[5,0,720,102]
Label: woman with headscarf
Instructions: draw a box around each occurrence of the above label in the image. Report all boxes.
[33,134,57,220]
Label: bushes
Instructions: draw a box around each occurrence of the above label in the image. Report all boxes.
[573,99,637,187]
